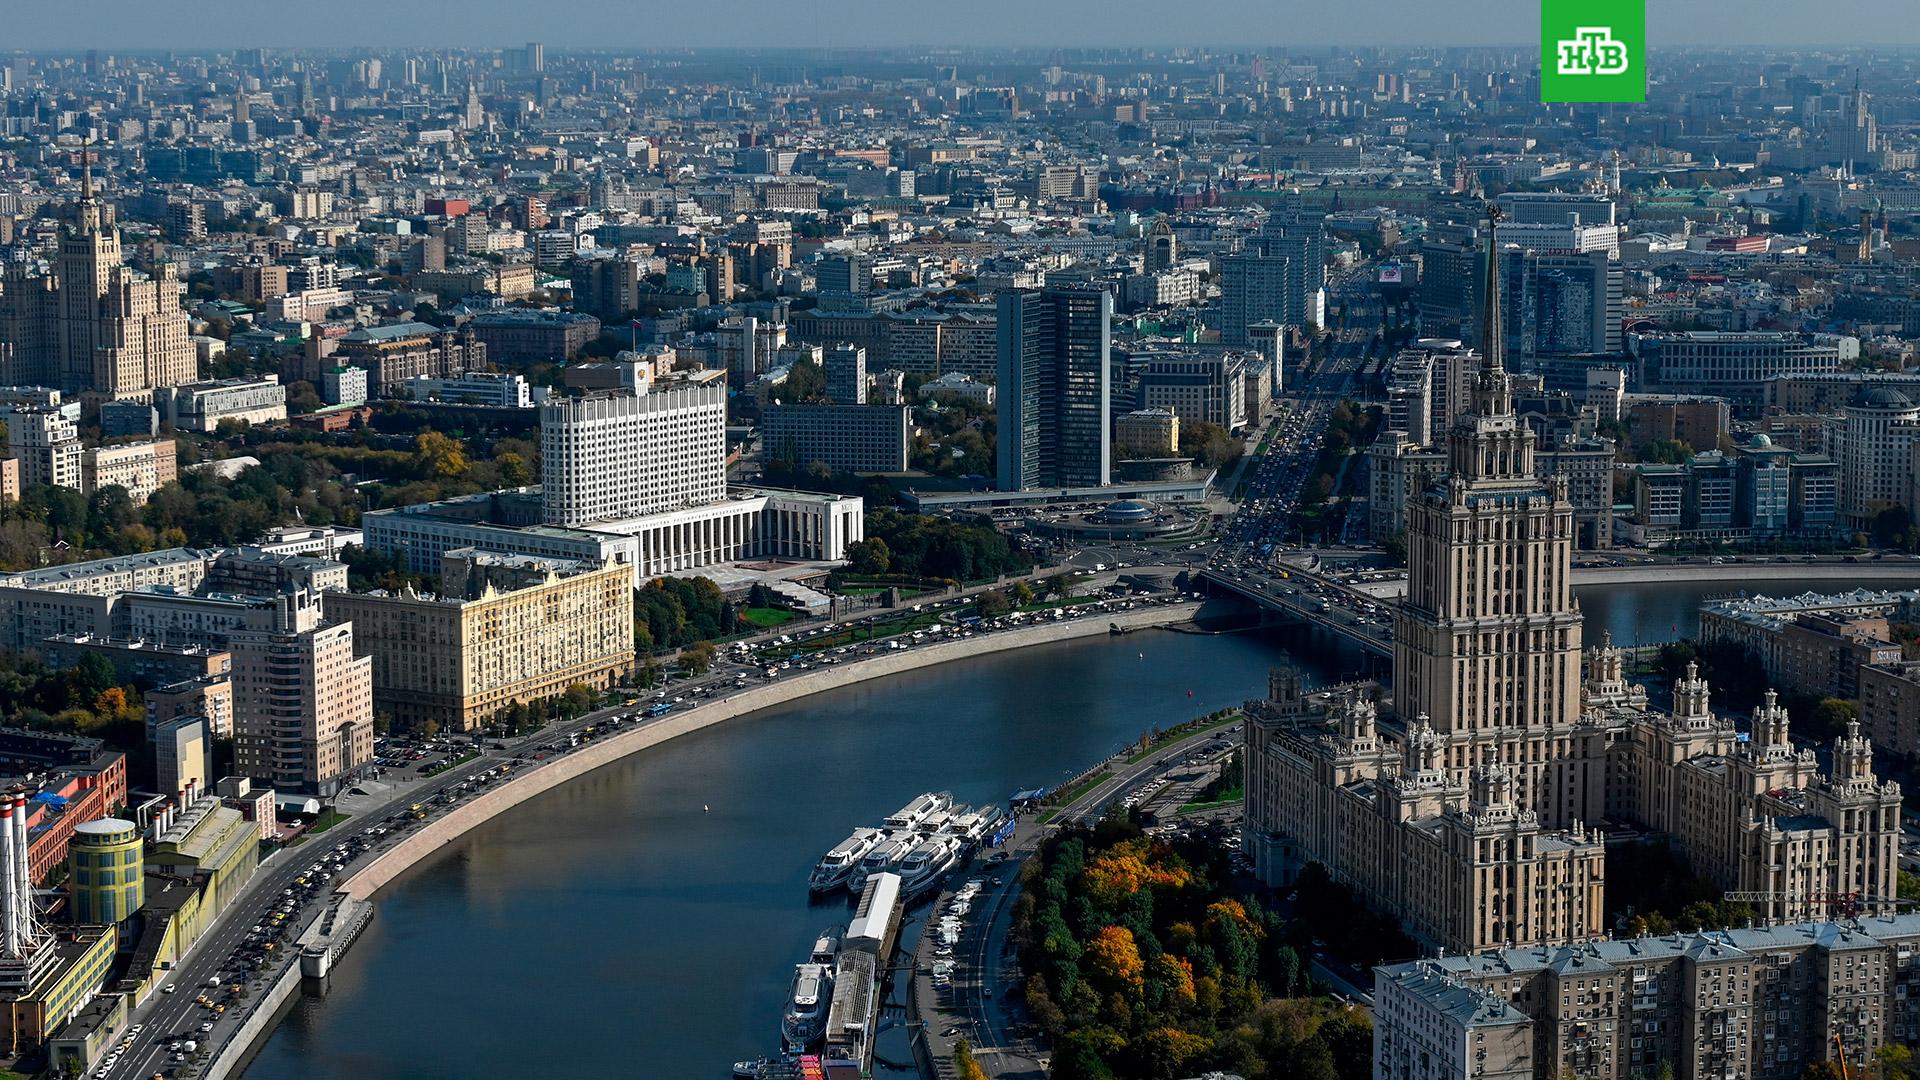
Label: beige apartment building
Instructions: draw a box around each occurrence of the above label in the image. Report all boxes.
[323,549,634,731]
[1377,912,1920,1080]
[1114,408,1180,459]
[1245,208,1902,959]
[229,592,373,796]
[81,439,176,502]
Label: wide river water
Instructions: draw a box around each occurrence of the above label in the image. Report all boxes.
[238,580,1815,1079]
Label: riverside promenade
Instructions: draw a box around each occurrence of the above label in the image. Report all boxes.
[196,599,1215,1079]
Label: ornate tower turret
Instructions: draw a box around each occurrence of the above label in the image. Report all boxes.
[1832,718,1877,787]
[1752,688,1792,752]
[1672,661,1714,730]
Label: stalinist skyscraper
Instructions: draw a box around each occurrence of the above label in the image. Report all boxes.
[1392,202,1594,829]
[0,159,196,402]
[1243,204,1899,955]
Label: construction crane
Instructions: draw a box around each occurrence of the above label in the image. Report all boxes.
[1833,1033,1850,1080]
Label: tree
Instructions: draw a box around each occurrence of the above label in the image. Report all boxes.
[418,718,442,738]
[563,683,595,714]
[415,432,469,477]
[952,1041,990,1080]
[1085,925,1145,995]
[1810,697,1860,741]
[847,536,892,575]
[683,640,718,675]
[496,452,534,487]
[975,589,1012,618]
[1010,580,1036,607]
[1638,439,1694,465]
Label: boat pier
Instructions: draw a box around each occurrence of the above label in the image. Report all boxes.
[823,872,904,1073]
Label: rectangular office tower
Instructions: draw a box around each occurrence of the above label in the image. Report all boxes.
[540,383,727,527]
[996,288,1112,491]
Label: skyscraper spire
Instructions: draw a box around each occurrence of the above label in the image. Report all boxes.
[76,150,102,236]
[1480,202,1502,376]
[1469,201,1514,420]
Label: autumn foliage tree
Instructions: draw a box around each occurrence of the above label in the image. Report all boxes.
[1015,821,1370,1080]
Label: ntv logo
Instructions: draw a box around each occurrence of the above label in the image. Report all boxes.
[1540,0,1643,102]
[1556,27,1630,76]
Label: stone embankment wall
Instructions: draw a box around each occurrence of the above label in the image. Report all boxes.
[337,601,1206,903]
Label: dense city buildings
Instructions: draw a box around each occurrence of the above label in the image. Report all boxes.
[8,30,1920,1078]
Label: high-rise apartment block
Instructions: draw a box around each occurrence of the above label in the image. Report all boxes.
[996,287,1112,491]
[825,342,867,405]
[229,593,373,796]
[5,406,80,489]
[1220,211,1327,345]
[1498,248,1623,363]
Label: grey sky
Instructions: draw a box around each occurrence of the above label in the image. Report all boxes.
[2,0,1913,51]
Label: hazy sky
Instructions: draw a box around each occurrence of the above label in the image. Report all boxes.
[4,0,1916,51]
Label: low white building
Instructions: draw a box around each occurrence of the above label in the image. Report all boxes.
[918,372,995,406]
[155,375,287,432]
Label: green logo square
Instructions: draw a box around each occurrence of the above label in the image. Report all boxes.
[1540,0,1646,103]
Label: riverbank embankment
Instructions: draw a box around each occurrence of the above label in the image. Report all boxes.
[337,600,1211,903]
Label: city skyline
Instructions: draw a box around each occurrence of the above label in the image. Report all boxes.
[11,0,1920,50]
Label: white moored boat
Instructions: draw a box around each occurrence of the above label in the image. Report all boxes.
[845,831,915,895]
[898,834,961,898]
[882,792,952,831]
[779,962,834,1052]
[809,827,885,893]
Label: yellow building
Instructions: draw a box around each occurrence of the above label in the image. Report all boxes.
[67,819,142,926]
[0,927,114,1050]
[324,549,635,731]
[117,872,217,1002]
[150,794,257,915]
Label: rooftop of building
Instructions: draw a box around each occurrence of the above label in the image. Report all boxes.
[153,794,248,862]
[1853,385,1916,409]
[2,548,213,588]
[42,633,226,658]
[467,309,599,326]
[339,321,444,343]
[1432,913,1920,983]
[1378,964,1529,1027]
[1701,588,1920,627]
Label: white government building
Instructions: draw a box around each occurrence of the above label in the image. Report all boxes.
[363,377,863,584]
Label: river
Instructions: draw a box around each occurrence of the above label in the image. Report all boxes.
[238,579,1820,1079]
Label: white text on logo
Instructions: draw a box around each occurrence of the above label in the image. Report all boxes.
[1556,27,1630,76]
